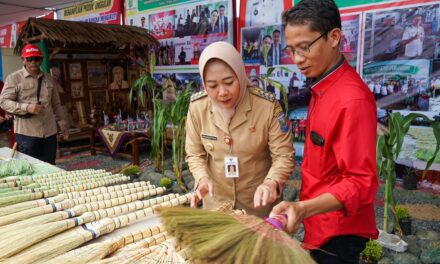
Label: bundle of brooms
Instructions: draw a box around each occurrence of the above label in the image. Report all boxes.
[0,181,150,217]
[159,206,316,264]
[0,169,103,184]
[0,143,34,177]
[0,190,175,259]
[95,238,187,264]
[0,172,125,195]
[47,226,168,264]
[2,193,191,263]
[0,185,164,228]
[0,174,130,207]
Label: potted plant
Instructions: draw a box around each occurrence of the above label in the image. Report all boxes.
[402,166,418,190]
[376,112,440,232]
[121,165,141,178]
[360,239,383,264]
[394,205,412,236]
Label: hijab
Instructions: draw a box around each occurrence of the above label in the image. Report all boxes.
[199,41,249,125]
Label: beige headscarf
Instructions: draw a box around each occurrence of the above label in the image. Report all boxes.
[199,41,249,126]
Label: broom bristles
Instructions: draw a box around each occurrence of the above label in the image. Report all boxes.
[159,207,316,264]
[45,225,165,264]
[5,194,191,264]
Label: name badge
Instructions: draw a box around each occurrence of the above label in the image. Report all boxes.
[201,133,218,141]
[224,156,239,178]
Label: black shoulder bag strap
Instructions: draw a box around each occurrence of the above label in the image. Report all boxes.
[36,75,43,105]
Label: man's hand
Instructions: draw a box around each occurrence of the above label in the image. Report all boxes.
[61,126,69,140]
[270,201,306,233]
[191,176,213,208]
[254,179,278,208]
[26,103,44,114]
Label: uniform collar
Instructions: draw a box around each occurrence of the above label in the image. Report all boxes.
[308,57,347,94]
[209,88,252,133]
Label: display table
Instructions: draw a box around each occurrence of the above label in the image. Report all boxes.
[90,128,151,165]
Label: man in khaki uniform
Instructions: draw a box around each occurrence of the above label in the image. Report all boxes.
[0,44,68,164]
[187,87,294,217]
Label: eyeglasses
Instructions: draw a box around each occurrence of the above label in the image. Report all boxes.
[25,57,42,62]
[283,30,329,57]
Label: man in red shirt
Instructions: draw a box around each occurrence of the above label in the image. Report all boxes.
[270,0,378,263]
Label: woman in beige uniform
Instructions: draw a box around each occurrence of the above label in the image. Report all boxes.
[186,41,294,217]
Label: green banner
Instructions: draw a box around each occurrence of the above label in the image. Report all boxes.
[36,42,50,73]
[138,0,195,11]
[294,0,393,8]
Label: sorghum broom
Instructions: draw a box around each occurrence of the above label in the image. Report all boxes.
[0,172,120,193]
[0,184,159,225]
[0,173,130,195]
[46,227,167,264]
[0,192,176,259]
[0,169,109,186]
[0,169,105,184]
[110,231,170,257]
[0,143,34,177]
[96,238,184,264]
[0,181,151,217]
[158,207,316,264]
[0,175,129,207]
[0,187,166,236]
[5,193,191,264]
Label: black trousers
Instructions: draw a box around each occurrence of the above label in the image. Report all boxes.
[15,134,57,165]
[310,235,368,264]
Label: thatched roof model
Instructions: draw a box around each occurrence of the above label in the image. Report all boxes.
[15,17,159,54]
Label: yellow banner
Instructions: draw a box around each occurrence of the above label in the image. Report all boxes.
[63,0,113,19]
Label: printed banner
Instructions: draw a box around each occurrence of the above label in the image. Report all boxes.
[126,0,234,78]
[363,59,431,111]
[341,14,361,70]
[57,0,122,24]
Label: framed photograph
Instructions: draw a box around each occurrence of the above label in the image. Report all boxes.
[69,62,82,80]
[66,101,87,128]
[87,61,108,88]
[89,89,109,112]
[110,90,131,113]
[71,81,84,98]
[50,61,65,89]
[109,64,129,90]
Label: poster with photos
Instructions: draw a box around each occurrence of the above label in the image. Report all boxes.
[362,2,440,112]
[341,14,361,70]
[126,0,233,70]
[69,63,82,80]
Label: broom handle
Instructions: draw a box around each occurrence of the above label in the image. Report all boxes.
[65,193,178,231]
[80,194,191,238]
[0,169,103,182]
[10,142,17,159]
[264,214,288,230]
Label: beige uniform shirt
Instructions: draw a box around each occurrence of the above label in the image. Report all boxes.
[186,87,295,217]
[0,67,66,138]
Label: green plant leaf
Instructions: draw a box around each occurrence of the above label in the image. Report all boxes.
[266,67,276,77]
[423,121,440,177]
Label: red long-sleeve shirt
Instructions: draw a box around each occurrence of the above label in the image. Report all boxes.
[301,60,379,249]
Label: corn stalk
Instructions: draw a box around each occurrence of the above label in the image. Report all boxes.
[169,84,193,192]
[377,112,440,232]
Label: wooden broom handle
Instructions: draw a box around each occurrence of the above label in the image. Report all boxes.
[11,142,17,159]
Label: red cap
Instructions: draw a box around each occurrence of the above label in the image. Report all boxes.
[22,44,43,58]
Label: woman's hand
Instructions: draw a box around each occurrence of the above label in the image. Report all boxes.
[254,179,278,208]
[191,176,213,208]
[269,201,306,233]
